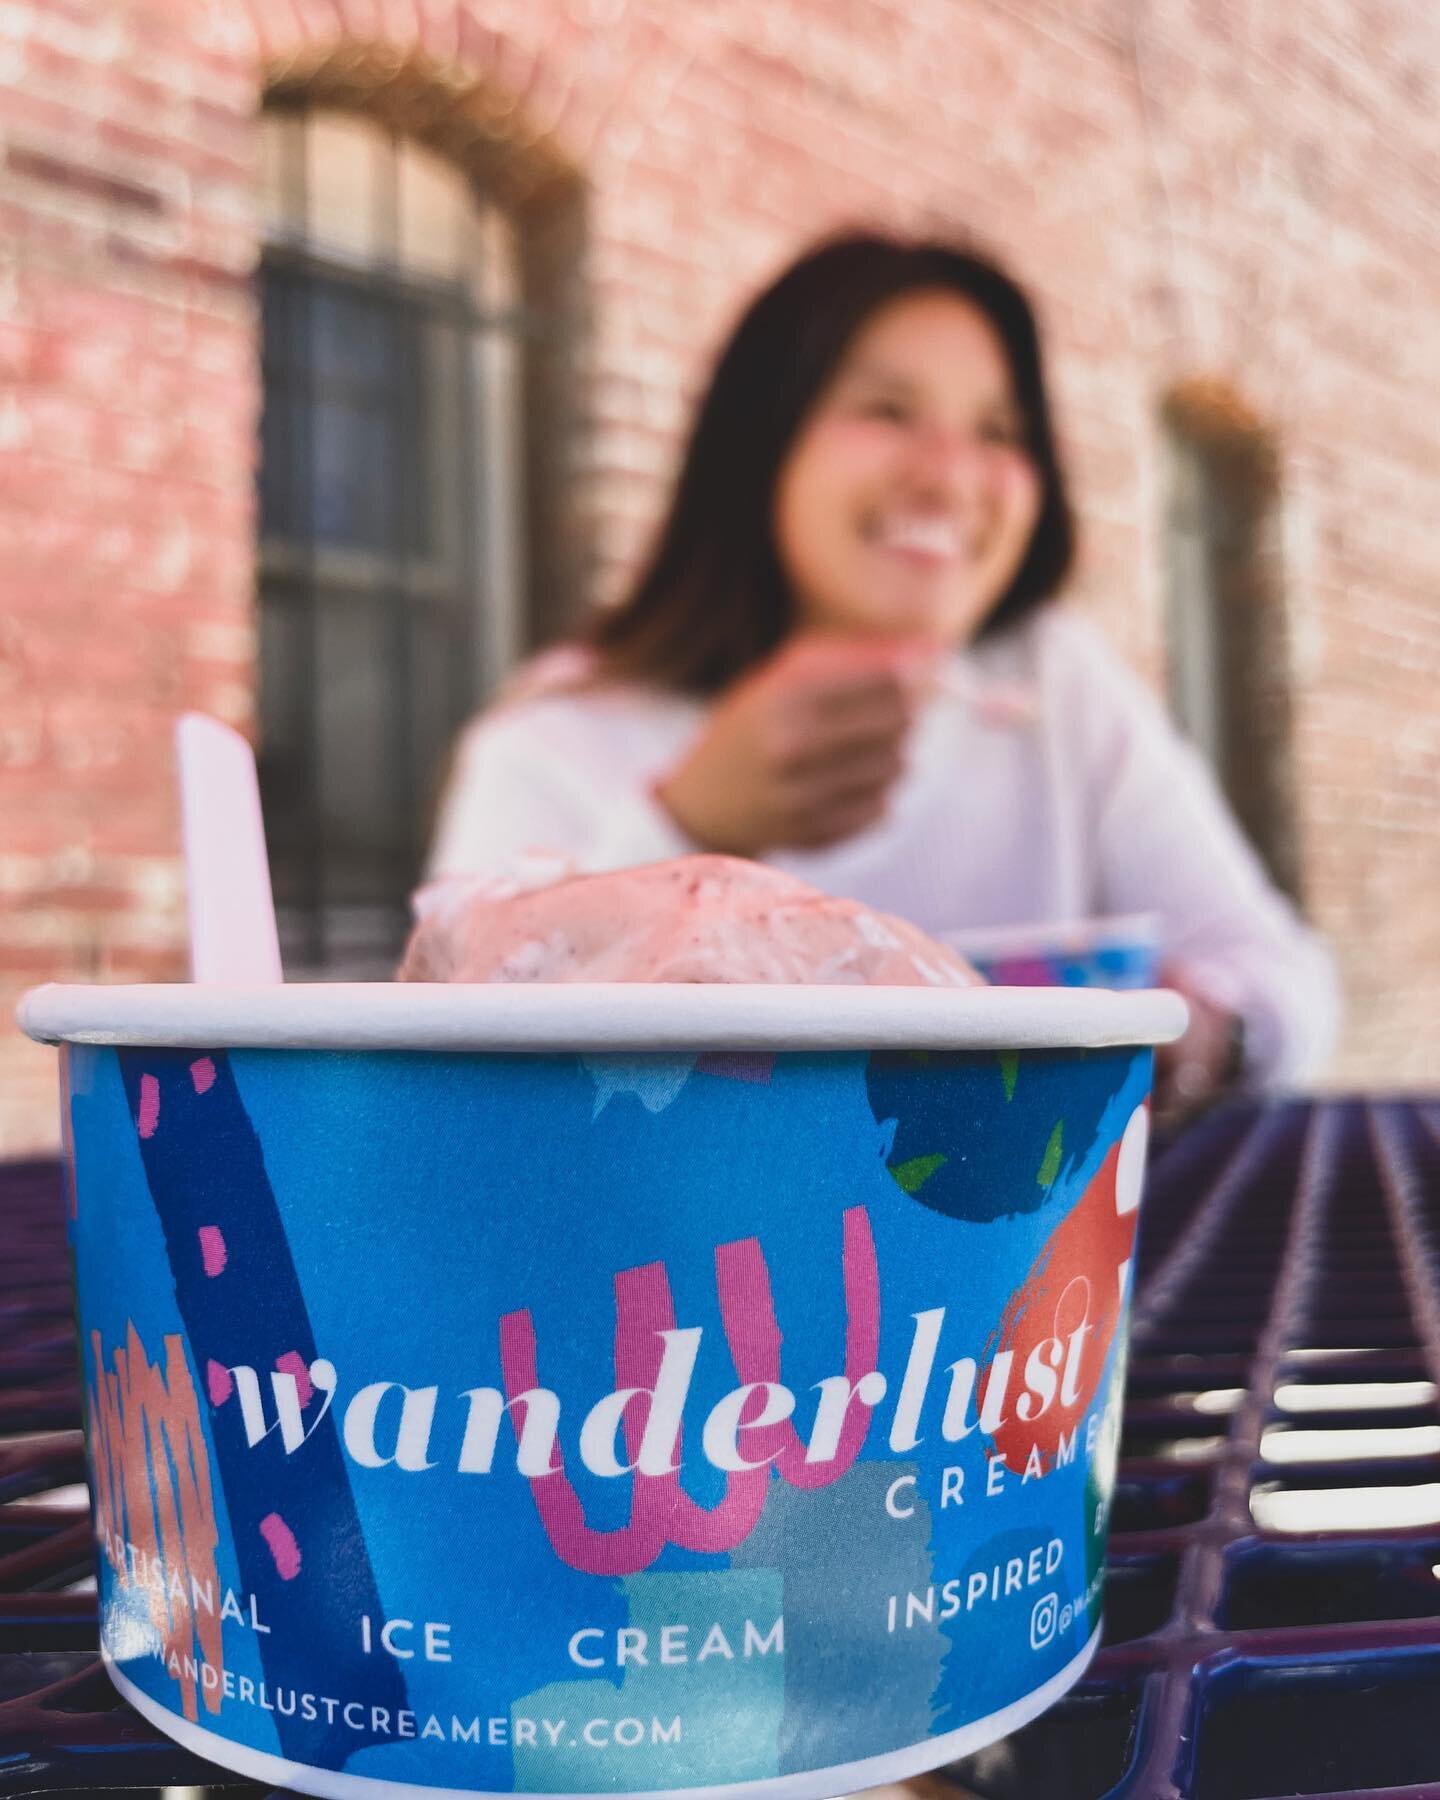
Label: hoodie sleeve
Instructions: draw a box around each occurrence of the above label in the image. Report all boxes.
[1041,611,1341,1086]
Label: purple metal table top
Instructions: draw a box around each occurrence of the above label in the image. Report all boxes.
[4,1097,1440,1799]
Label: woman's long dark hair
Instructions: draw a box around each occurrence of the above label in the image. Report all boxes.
[588,231,1076,695]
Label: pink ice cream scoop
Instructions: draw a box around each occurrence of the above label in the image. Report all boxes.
[399,855,982,988]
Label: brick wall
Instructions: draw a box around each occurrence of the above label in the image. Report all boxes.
[1,2,261,1147]
[2,0,1437,1149]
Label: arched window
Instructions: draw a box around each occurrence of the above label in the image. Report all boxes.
[1162,387,1300,899]
[256,105,525,973]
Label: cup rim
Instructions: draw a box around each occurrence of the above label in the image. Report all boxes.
[18,980,1188,1053]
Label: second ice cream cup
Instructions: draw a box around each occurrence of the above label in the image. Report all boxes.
[940,915,1162,991]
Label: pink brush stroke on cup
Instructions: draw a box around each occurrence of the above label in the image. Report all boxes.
[259,1512,301,1580]
[198,1226,227,1277]
[136,1075,160,1139]
[206,1360,233,1405]
[274,1351,314,1407]
[189,1057,217,1094]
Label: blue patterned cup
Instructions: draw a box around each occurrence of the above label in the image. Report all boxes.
[940,916,1162,992]
[20,981,1184,1800]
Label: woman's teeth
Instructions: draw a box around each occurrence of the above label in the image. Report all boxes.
[876,518,963,560]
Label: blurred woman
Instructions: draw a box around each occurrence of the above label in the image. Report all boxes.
[426,232,1338,1109]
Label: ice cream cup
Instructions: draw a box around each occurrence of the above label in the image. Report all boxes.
[939,915,1162,992]
[19,979,1185,1800]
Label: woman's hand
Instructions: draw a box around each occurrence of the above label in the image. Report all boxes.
[656,635,926,856]
[1153,973,1245,1124]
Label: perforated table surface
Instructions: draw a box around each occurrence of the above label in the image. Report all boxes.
[4,1098,1440,1799]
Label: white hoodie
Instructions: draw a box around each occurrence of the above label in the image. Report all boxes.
[427,608,1340,1085]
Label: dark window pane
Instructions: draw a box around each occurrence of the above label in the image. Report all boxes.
[258,389,299,541]
[409,608,467,857]
[260,266,293,373]
[311,395,396,550]
[405,317,467,570]
[310,279,394,388]
[259,271,301,541]
[257,598,309,889]
[316,594,403,904]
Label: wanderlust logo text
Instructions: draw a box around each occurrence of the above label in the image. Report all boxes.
[214,1203,1113,1573]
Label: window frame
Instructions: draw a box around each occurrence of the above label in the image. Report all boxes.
[255,106,528,976]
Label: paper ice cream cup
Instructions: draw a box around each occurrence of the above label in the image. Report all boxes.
[940,915,1162,992]
[20,981,1186,1800]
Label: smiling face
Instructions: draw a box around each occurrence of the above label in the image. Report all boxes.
[772,289,1045,647]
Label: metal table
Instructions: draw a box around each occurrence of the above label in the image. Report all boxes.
[5,1098,1440,1799]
